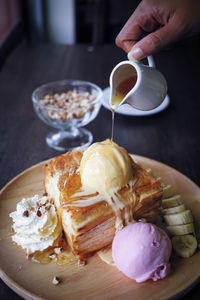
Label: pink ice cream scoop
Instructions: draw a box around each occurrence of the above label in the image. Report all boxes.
[112,222,172,283]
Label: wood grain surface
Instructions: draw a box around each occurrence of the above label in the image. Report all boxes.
[0,37,200,299]
[0,156,200,300]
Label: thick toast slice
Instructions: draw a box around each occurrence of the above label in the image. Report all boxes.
[44,150,162,258]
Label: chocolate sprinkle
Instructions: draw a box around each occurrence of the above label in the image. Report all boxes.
[23,210,29,217]
[37,210,42,217]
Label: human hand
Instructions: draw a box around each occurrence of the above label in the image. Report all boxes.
[116,0,200,60]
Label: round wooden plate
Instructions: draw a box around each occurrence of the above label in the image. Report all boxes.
[0,155,200,300]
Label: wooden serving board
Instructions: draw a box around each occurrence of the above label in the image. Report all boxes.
[0,155,200,300]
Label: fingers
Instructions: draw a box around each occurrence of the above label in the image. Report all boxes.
[117,40,137,53]
[128,21,183,60]
[116,0,200,59]
[115,0,163,53]
[116,21,144,53]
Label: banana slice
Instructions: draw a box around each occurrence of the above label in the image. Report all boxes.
[162,185,174,199]
[167,223,194,236]
[162,204,186,215]
[162,195,182,208]
[172,235,197,258]
[164,210,193,226]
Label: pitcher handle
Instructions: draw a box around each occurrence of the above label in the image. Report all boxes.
[147,55,155,67]
[128,52,156,68]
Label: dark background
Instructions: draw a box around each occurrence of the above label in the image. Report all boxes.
[0,1,200,299]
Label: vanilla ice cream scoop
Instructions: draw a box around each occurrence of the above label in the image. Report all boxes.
[112,222,172,282]
[10,195,62,254]
[80,139,133,195]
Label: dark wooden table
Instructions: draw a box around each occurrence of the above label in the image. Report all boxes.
[0,39,200,299]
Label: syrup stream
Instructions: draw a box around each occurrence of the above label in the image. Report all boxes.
[111,109,115,140]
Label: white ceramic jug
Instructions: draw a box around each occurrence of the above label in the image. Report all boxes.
[109,54,167,111]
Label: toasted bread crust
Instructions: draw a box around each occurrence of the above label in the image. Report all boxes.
[44,150,162,258]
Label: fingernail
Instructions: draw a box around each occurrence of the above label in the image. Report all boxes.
[130,47,144,60]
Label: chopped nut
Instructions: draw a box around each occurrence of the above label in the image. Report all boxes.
[78,259,86,267]
[54,247,62,255]
[37,210,42,217]
[45,203,51,211]
[23,210,29,217]
[75,111,84,118]
[40,206,46,214]
[39,90,96,122]
[52,276,61,285]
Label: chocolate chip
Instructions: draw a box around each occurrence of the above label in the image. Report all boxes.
[23,210,29,217]
[37,210,42,217]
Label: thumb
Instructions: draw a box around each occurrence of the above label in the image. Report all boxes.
[129,22,180,60]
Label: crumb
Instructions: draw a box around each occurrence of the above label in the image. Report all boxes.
[37,210,42,217]
[40,198,47,206]
[52,276,61,285]
[78,259,87,267]
[23,210,29,217]
[54,247,62,255]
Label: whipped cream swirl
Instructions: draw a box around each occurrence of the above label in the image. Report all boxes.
[9,194,62,254]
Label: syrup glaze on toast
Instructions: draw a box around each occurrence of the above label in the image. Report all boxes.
[44,149,162,258]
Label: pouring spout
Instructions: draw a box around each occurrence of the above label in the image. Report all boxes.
[109,61,138,110]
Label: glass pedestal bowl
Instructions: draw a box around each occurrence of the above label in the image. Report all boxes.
[32,80,102,151]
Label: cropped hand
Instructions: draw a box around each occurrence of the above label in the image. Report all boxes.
[116,0,200,59]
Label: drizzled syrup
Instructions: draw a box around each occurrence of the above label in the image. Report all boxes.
[111,109,115,140]
[31,236,77,266]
